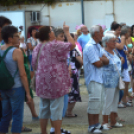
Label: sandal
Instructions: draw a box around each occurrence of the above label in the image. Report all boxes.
[88,127,102,134]
[22,127,32,133]
[118,103,126,108]
[65,114,77,117]
[111,122,124,128]
[116,117,125,122]
[126,102,133,107]
[102,123,112,130]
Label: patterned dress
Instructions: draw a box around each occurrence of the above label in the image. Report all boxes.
[68,49,82,103]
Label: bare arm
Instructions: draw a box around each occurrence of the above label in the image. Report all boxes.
[27,43,35,51]
[13,49,32,103]
[63,22,76,50]
[116,36,126,50]
[93,55,109,68]
[121,57,125,64]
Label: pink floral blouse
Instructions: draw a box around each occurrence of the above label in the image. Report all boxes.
[32,40,72,99]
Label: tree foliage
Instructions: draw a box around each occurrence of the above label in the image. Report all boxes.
[0,0,56,6]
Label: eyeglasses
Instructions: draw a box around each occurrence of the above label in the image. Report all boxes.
[13,35,20,38]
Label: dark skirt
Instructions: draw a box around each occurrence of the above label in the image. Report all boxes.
[68,70,82,103]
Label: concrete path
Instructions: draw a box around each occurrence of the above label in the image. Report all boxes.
[9,77,134,134]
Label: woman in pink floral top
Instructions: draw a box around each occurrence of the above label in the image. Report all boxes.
[32,23,76,134]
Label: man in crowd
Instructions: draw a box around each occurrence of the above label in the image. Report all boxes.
[77,25,90,50]
[0,16,12,45]
[83,25,109,134]
[0,16,12,121]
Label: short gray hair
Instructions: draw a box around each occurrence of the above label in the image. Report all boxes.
[53,27,64,37]
[120,25,130,36]
[120,22,126,27]
[102,32,116,47]
[90,25,101,37]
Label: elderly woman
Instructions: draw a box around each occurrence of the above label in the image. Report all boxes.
[102,32,124,128]
[32,23,75,134]
[49,27,71,134]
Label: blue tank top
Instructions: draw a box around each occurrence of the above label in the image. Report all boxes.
[117,38,128,69]
[0,47,23,88]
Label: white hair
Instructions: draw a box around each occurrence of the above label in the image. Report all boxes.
[102,32,116,47]
[90,25,101,37]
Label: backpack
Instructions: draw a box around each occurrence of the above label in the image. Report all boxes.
[0,46,18,90]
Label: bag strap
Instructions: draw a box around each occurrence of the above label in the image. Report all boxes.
[0,46,18,78]
[0,46,14,60]
[35,42,47,70]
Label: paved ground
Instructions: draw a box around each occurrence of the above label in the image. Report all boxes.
[9,77,134,134]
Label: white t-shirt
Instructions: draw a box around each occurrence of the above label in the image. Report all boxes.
[20,42,26,49]
[27,37,39,55]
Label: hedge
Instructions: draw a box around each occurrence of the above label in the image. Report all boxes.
[0,0,56,6]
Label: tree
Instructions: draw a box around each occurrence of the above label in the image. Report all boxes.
[0,0,56,6]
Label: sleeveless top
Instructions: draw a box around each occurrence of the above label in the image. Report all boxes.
[131,37,134,42]
[117,38,128,69]
[127,43,133,48]
[0,47,22,88]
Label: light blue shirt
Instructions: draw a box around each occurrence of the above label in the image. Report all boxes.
[77,33,90,50]
[103,50,121,88]
[83,38,104,87]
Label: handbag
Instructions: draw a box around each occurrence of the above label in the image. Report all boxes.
[0,46,18,90]
[30,42,47,91]
[114,63,125,90]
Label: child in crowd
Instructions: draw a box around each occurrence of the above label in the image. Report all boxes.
[20,36,27,55]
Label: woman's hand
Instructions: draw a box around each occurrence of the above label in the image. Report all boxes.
[63,22,69,34]
[26,94,32,104]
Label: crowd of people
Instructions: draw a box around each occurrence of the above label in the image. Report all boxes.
[0,15,134,134]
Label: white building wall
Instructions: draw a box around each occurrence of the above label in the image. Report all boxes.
[0,0,134,34]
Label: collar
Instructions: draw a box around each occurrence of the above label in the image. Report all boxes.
[88,37,98,45]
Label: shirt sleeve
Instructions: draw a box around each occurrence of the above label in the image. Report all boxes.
[53,41,72,61]
[86,45,100,64]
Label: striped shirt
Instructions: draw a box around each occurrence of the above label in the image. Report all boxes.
[83,38,104,87]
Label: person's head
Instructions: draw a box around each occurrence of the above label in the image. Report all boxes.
[70,33,74,39]
[53,27,64,41]
[35,26,55,42]
[110,21,117,30]
[1,25,19,45]
[120,25,130,39]
[77,29,82,37]
[112,24,121,37]
[0,16,12,29]
[29,27,37,37]
[131,25,134,37]
[81,25,88,35]
[102,32,116,50]
[120,22,126,28]
[90,25,103,43]
[74,33,78,41]
[0,16,12,39]
[20,36,25,43]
